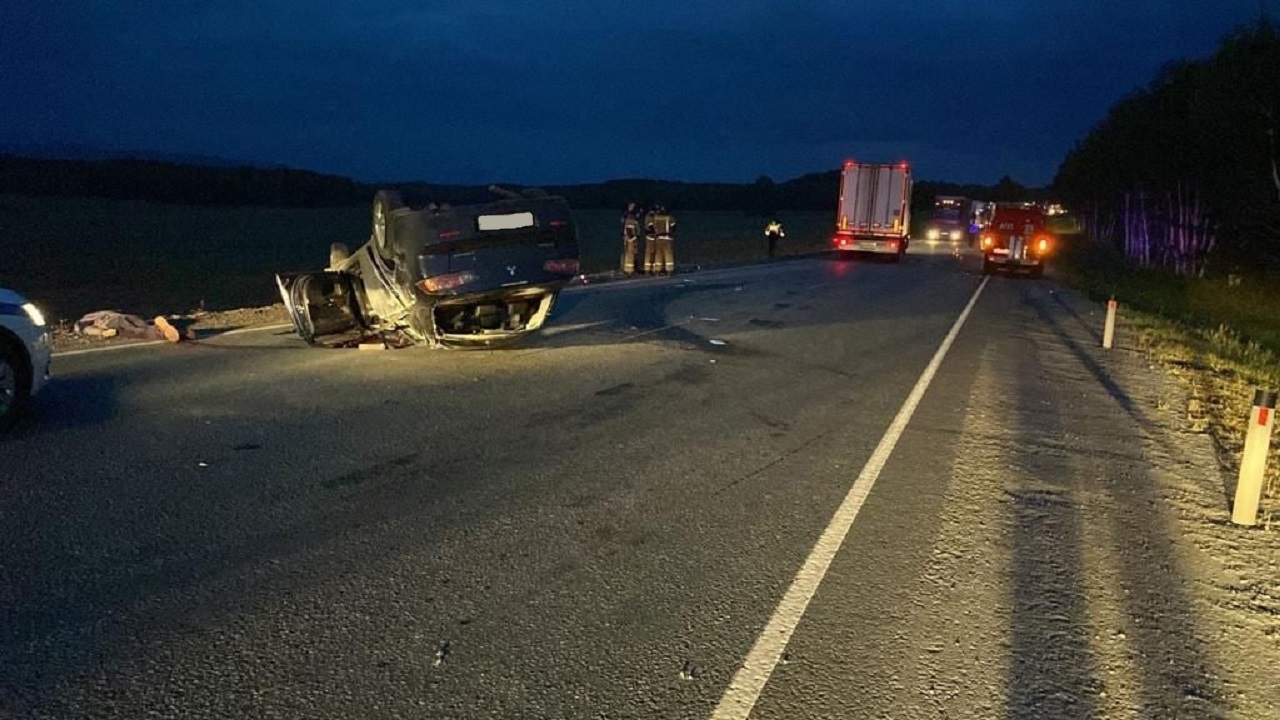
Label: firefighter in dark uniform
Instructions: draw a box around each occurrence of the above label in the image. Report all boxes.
[642,205,658,274]
[647,205,676,275]
[765,219,785,258]
[620,202,641,275]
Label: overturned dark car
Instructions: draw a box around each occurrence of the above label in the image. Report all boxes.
[277,189,581,349]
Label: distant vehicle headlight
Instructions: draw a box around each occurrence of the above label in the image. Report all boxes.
[926,228,940,240]
[949,230,962,241]
[22,303,45,327]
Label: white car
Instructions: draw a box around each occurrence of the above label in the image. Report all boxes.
[1,288,51,429]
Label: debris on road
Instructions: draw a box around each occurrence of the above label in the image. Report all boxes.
[53,304,290,353]
[709,339,728,346]
[73,310,184,343]
[153,315,182,343]
[433,641,451,667]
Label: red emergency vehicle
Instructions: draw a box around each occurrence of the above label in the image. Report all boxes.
[979,205,1053,277]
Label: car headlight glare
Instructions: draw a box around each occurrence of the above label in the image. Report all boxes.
[22,303,46,327]
[926,228,940,240]
[949,230,962,241]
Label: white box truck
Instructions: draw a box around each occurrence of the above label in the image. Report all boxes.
[831,160,912,261]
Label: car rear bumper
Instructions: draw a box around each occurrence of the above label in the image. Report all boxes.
[983,249,1044,266]
[985,254,1043,267]
[834,237,905,254]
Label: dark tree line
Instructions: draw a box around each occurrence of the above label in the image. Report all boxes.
[0,155,369,208]
[1054,19,1280,275]
[386,172,1043,214]
[2,153,1043,214]
[0,155,1042,214]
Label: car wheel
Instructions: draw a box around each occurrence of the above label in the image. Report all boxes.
[0,337,31,431]
[372,190,405,260]
[329,242,351,270]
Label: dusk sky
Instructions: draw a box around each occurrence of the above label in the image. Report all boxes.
[0,1,1267,186]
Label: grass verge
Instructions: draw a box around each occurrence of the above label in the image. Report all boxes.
[1056,232,1280,527]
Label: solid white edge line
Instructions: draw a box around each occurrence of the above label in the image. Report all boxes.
[710,275,990,720]
[52,323,295,358]
[52,339,167,358]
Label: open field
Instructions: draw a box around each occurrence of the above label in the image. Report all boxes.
[0,195,368,322]
[0,195,836,322]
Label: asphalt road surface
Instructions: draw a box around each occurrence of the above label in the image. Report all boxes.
[1,244,1237,718]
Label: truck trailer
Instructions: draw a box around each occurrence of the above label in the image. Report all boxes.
[831,160,912,261]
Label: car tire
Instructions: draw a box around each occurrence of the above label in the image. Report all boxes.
[329,242,351,270]
[0,336,31,431]
[372,190,405,260]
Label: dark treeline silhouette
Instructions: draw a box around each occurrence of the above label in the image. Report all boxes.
[0,155,365,208]
[395,166,1048,213]
[1054,18,1280,276]
[1,153,1044,214]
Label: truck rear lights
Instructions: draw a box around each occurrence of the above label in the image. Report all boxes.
[418,271,477,293]
[981,235,994,248]
[543,258,579,274]
[1036,237,1050,253]
[887,240,899,252]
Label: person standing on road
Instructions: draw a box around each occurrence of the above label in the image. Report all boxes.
[648,205,676,275]
[642,204,658,274]
[621,202,641,275]
[764,218,785,258]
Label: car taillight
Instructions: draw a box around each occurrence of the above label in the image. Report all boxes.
[417,271,477,293]
[544,258,579,274]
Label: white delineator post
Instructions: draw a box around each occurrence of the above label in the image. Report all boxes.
[1232,388,1277,527]
[1102,297,1117,349]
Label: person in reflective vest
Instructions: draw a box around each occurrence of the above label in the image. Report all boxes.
[620,202,641,275]
[646,205,676,275]
[765,219,785,258]
[641,206,656,274]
